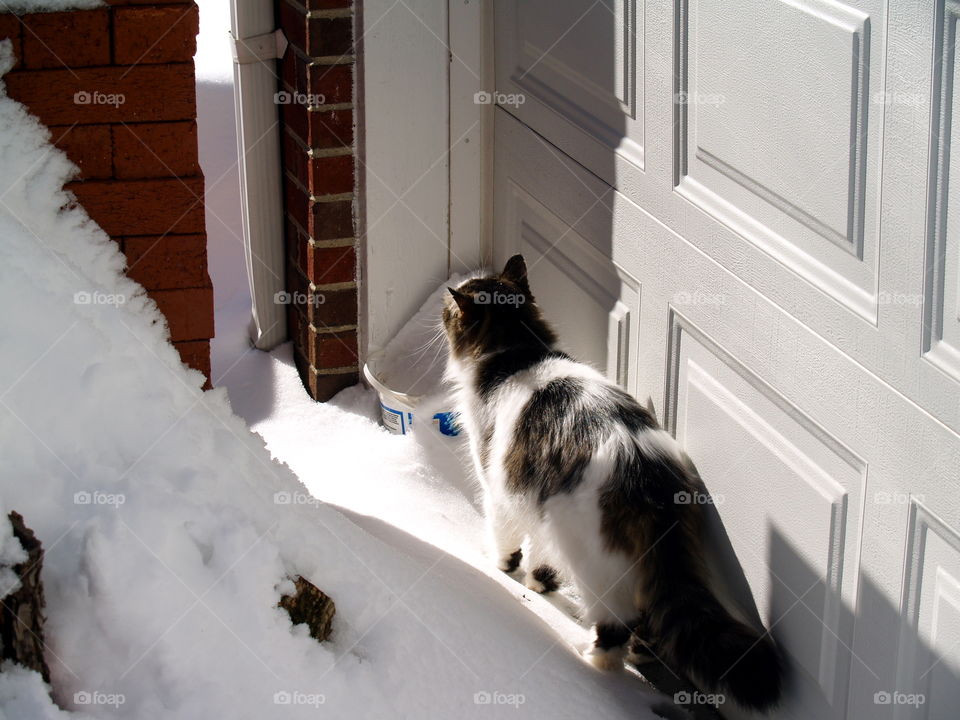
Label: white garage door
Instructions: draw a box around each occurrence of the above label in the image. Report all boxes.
[490,1,960,718]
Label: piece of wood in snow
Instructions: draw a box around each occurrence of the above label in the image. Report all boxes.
[0,511,51,684]
[279,576,335,642]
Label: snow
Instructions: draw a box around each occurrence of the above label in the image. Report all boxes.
[0,500,27,598]
[194,0,234,86]
[0,0,101,14]
[0,28,667,720]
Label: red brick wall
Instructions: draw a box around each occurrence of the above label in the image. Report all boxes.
[278,0,359,401]
[0,1,213,384]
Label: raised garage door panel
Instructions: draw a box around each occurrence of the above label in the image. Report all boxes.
[896,503,960,719]
[668,314,864,720]
[883,497,960,720]
[676,0,881,320]
[494,0,644,181]
[497,181,641,393]
[925,0,960,384]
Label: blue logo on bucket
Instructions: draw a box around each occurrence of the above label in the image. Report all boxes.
[380,402,413,434]
[432,412,461,436]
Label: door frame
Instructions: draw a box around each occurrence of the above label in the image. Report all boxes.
[448,0,495,273]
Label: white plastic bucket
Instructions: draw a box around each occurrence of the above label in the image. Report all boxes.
[363,352,459,436]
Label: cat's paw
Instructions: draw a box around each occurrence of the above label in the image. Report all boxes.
[585,646,626,672]
[525,565,560,593]
[626,636,656,665]
[498,549,523,574]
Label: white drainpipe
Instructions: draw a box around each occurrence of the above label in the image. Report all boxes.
[229,0,287,350]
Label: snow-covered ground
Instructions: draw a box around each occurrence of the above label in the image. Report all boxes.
[0,3,671,717]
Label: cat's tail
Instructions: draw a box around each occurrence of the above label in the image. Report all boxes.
[638,513,783,712]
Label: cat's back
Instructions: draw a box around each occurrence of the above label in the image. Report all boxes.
[490,353,661,485]
[504,353,654,433]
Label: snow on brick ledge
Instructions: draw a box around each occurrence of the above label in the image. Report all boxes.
[0,0,102,14]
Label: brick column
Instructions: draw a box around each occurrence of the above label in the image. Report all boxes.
[277,0,359,401]
[0,2,213,384]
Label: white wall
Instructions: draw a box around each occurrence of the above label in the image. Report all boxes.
[358,0,450,354]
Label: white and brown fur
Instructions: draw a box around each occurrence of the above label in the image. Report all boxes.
[443,255,782,712]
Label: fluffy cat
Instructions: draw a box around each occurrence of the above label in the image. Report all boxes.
[442,255,782,712]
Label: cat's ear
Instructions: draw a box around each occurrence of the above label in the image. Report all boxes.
[501,254,529,290]
[447,287,474,315]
